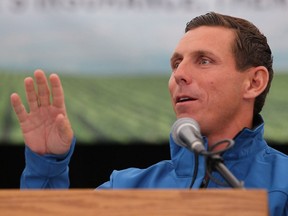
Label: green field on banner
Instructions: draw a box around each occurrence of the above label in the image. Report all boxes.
[0,71,287,145]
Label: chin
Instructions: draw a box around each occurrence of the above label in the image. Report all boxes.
[176,113,198,120]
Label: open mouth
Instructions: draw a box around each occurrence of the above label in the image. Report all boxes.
[176,97,196,103]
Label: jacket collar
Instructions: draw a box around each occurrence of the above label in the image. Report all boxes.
[222,114,267,160]
[169,114,267,176]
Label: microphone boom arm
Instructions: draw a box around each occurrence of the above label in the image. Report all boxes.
[207,154,244,188]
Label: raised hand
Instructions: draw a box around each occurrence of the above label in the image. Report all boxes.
[10,69,74,155]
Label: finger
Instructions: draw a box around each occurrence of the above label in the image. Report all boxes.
[50,73,66,109]
[34,69,51,107]
[10,93,28,123]
[24,77,39,112]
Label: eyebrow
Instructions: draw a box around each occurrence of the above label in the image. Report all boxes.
[170,50,220,63]
[170,52,182,63]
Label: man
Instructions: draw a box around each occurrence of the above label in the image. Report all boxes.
[11,12,288,215]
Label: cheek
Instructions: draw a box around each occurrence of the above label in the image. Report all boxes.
[168,76,175,94]
[205,81,228,104]
[208,80,242,106]
[206,80,217,95]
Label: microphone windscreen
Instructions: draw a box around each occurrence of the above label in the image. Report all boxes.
[171,117,201,148]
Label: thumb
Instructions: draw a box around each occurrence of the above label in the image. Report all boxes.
[55,113,74,146]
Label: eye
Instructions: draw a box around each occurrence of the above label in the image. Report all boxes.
[171,60,181,70]
[174,62,180,69]
[199,58,211,65]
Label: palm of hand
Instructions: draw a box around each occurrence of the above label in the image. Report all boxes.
[21,106,72,155]
[11,70,73,155]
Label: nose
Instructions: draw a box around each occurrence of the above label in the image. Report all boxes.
[173,62,192,86]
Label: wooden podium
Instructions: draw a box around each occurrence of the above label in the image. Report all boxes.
[0,189,268,216]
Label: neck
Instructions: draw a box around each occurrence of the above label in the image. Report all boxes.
[206,117,253,152]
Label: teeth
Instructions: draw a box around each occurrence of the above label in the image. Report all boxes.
[179,97,191,102]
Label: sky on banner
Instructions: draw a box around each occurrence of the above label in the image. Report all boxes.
[0,0,287,75]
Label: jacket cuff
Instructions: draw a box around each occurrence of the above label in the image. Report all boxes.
[24,137,76,178]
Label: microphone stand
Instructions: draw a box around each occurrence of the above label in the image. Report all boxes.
[207,154,244,188]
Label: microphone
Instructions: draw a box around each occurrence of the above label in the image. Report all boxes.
[171,118,205,154]
[172,118,244,188]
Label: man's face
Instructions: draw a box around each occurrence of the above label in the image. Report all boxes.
[169,26,249,137]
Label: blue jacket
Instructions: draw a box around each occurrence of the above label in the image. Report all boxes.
[21,116,288,216]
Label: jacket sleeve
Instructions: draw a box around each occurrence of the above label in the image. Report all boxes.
[20,137,76,189]
[268,190,288,216]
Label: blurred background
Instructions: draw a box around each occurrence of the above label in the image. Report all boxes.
[0,0,287,188]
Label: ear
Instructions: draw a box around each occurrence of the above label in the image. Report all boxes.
[243,66,269,99]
